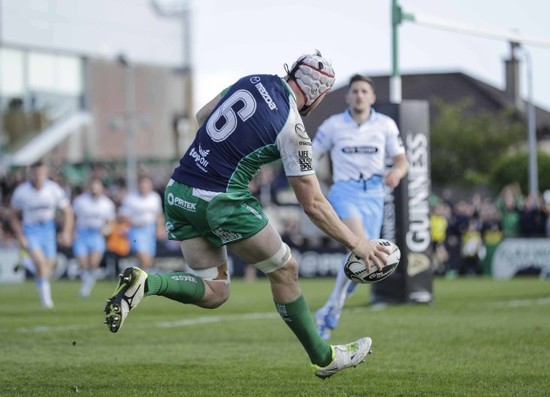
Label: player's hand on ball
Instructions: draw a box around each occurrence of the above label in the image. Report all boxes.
[345,239,401,284]
[352,237,390,272]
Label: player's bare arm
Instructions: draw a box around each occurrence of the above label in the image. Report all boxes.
[58,205,74,246]
[385,153,409,188]
[288,174,388,268]
[196,94,222,126]
[9,208,26,249]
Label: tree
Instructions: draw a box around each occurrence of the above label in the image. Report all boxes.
[490,151,550,194]
[430,99,525,187]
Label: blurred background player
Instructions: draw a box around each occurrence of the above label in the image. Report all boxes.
[72,177,116,298]
[9,161,73,309]
[104,51,390,379]
[313,74,409,340]
[118,175,164,271]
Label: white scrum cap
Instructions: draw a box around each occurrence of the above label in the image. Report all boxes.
[287,50,335,107]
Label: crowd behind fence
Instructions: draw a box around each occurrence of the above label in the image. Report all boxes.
[1,164,549,278]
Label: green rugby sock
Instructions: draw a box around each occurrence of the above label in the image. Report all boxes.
[275,295,332,366]
[145,273,205,304]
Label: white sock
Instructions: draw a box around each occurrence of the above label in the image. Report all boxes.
[329,261,354,312]
[36,278,54,308]
[80,269,96,298]
[22,255,37,275]
[319,256,355,319]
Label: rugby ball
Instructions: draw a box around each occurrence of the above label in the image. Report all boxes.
[344,239,401,284]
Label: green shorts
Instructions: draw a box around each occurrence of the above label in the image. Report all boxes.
[164,180,269,248]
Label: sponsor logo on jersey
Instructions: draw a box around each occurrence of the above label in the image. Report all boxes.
[341,146,378,154]
[189,143,210,172]
[295,123,308,139]
[250,76,261,84]
[166,192,197,212]
[298,150,313,172]
[30,203,52,211]
[254,82,277,110]
[298,140,312,146]
[213,228,242,244]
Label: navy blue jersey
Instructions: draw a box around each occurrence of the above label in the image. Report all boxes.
[171,74,315,192]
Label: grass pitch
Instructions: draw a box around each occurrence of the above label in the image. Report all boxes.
[0,276,549,396]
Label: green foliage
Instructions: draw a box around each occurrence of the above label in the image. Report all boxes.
[1,278,549,396]
[430,99,525,188]
[490,151,550,193]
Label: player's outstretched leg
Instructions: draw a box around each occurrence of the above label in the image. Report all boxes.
[104,267,147,333]
[313,337,373,379]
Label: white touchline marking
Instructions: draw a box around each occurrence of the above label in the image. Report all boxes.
[491,297,550,308]
[155,312,278,328]
[14,311,280,334]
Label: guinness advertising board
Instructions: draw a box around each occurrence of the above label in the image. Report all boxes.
[373,101,433,304]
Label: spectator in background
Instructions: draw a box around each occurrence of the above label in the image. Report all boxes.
[430,201,450,275]
[479,200,503,275]
[460,217,483,276]
[496,184,522,238]
[104,216,131,277]
[519,192,547,237]
[544,190,550,238]
[72,177,116,298]
[118,175,164,271]
[445,200,470,278]
[9,161,73,309]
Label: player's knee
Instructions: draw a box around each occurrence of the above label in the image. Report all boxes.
[201,282,230,309]
[268,256,299,285]
[191,265,231,309]
[281,257,299,281]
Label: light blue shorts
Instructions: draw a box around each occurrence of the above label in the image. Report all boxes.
[128,224,157,256]
[23,221,57,259]
[327,176,384,239]
[73,228,106,257]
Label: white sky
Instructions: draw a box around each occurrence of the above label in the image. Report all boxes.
[2,0,550,112]
[191,0,550,111]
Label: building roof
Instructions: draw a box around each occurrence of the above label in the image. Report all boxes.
[304,72,550,138]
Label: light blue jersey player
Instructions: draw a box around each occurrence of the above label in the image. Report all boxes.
[313,74,409,340]
[73,177,116,298]
[9,161,74,309]
[104,52,390,379]
[118,175,163,271]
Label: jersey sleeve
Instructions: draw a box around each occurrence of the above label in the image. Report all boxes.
[312,118,333,155]
[10,185,24,210]
[276,107,315,177]
[153,192,162,213]
[118,197,131,218]
[106,199,117,221]
[53,183,70,209]
[72,195,82,215]
[385,117,406,158]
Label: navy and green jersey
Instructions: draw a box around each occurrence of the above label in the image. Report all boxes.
[171,74,315,193]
